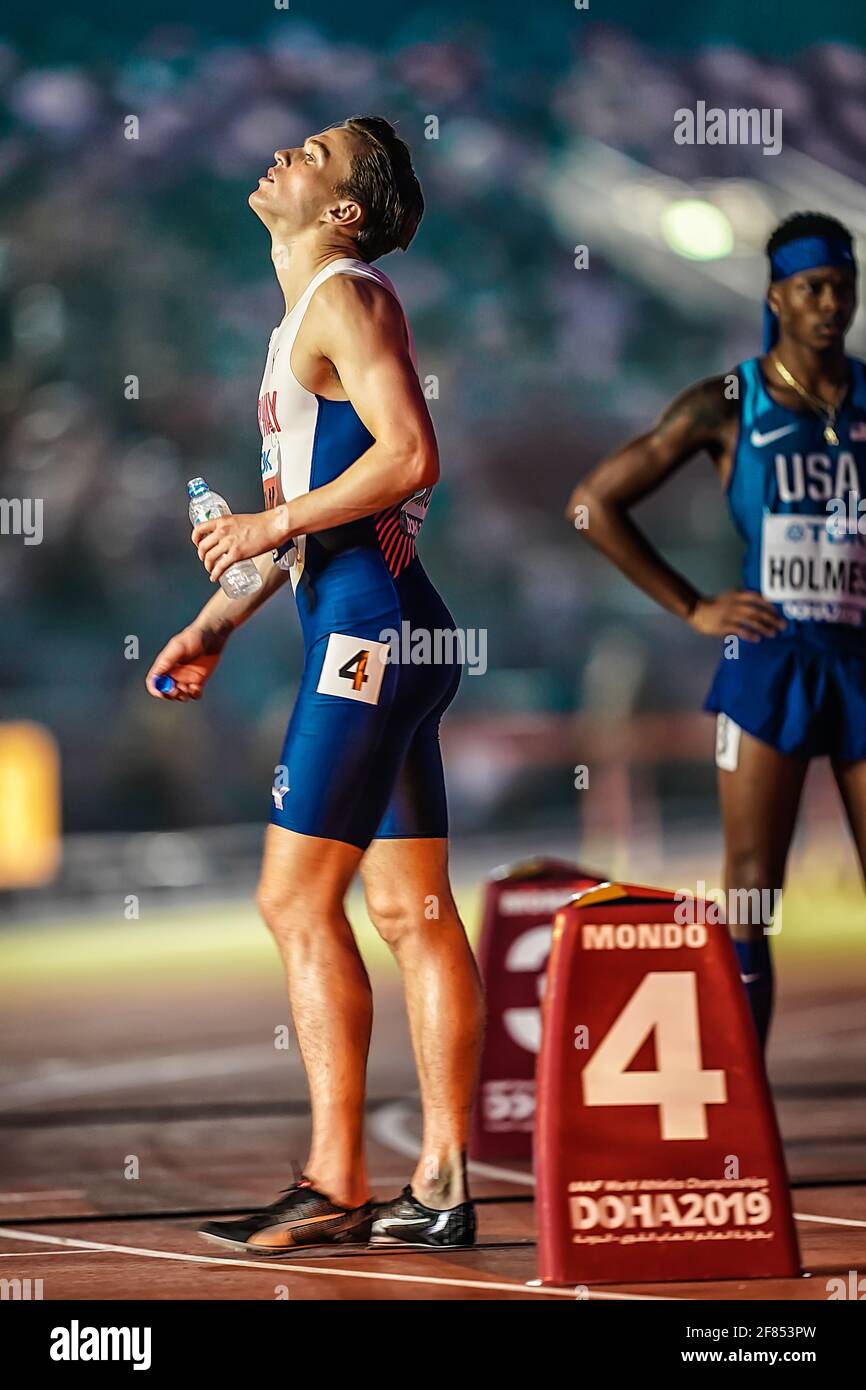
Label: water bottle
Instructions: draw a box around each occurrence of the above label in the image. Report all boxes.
[187,477,262,599]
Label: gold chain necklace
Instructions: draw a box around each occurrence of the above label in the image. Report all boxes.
[771,354,845,446]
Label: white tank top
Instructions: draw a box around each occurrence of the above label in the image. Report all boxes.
[256,256,421,589]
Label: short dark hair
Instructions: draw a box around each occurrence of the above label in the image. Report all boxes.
[766,211,853,260]
[334,116,424,262]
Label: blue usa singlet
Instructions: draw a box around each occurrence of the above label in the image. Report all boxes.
[705,355,866,761]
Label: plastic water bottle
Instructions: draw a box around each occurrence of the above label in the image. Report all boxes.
[187,477,262,599]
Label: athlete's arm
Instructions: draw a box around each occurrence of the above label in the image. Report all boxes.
[145,553,289,701]
[193,278,437,587]
[566,376,785,641]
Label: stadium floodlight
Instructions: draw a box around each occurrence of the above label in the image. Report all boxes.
[660,198,735,260]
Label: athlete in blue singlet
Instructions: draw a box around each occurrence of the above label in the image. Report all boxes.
[567,212,865,1055]
[146,117,483,1251]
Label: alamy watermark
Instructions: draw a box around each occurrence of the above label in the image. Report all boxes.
[674,103,782,157]
[1,1277,44,1299]
[674,880,782,934]
[0,498,43,545]
[379,622,487,675]
[49,1321,152,1369]
[827,491,866,537]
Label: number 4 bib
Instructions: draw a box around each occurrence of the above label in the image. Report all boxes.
[316,633,389,705]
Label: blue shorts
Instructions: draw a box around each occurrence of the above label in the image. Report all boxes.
[269,546,461,849]
[704,626,866,762]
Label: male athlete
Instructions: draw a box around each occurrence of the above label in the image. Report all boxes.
[567,212,866,1053]
[146,117,483,1249]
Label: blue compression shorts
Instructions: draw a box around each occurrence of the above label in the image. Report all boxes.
[269,546,461,849]
[704,626,866,762]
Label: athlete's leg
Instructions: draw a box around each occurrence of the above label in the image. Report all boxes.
[256,825,369,1208]
[718,727,809,1050]
[360,836,484,1209]
[830,757,866,883]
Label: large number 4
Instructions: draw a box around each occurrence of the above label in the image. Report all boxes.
[582,972,726,1141]
[338,649,370,692]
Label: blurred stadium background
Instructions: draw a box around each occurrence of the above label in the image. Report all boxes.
[2,1,865,1069]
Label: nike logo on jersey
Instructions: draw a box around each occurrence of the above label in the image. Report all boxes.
[740,973,761,984]
[750,424,798,447]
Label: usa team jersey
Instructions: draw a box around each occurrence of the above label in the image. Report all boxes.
[257,256,461,847]
[728,355,866,638]
[705,356,866,761]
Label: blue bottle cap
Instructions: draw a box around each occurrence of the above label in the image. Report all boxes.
[187,477,209,498]
[152,674,176,694]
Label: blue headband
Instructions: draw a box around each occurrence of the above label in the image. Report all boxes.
[763,235,856,351]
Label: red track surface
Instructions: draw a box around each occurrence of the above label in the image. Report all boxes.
[2,949,864,1300]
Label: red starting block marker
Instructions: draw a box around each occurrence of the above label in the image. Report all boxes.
[469,858,600,1162]
[536,882,799,1285]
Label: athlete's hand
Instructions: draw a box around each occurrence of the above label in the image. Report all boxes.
[687,590,787,642]
[192,507,289,586]
[145,622,230,701]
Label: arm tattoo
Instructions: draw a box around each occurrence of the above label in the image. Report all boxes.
[199,618,234,653]
[656,378,736,445]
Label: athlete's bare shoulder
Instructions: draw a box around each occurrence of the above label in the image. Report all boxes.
[293,265,408,395]
[309,266,405,341]
[651,372,740,459]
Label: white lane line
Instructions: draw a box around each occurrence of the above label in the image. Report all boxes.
[0,1047,278,1104]
[795,1211,866,1229]
[0,1226,676,1300]
[376,1104,866,1236]
[0,1191,84,1202]
[371,1100,535,1187]
[0,1250,111,1258]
